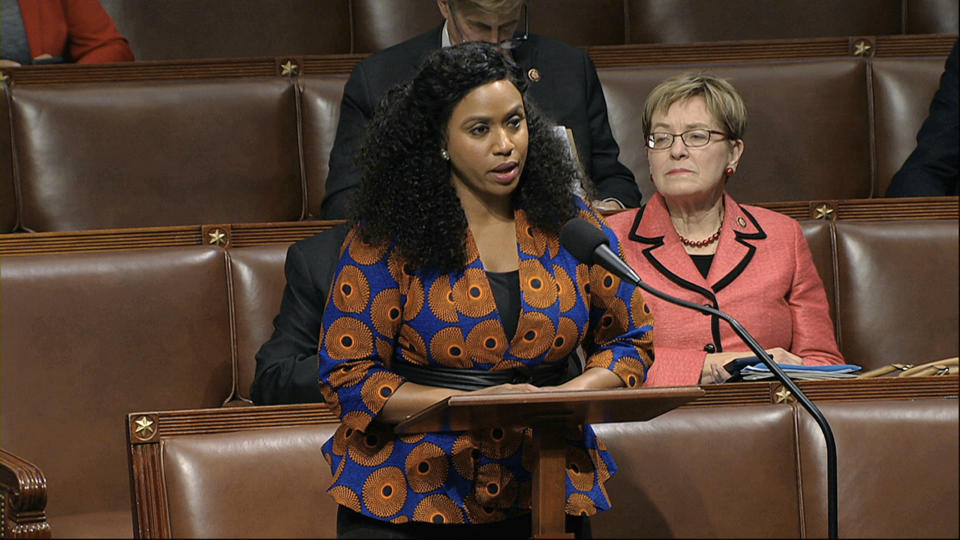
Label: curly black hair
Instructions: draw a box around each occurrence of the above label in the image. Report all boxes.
[350,41,585,274]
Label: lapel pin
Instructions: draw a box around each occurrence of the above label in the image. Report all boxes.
[737,217,747,228]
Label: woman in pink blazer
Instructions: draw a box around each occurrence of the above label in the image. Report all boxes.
[606,72,843,386]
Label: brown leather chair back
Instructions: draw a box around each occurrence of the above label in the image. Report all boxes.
[904,0,960,34]
[0,82,16,233]
[527,0,625,47]
[300,76,349,219]
[796,399,960,538]
[161,424,340,537]
[834,220,959,369]
[12,79,303,232]
[100,0,352,59]
[591,405,802,538]
[625,0,902,43]
[871,57,947,195]
[599,59,871,203]
[0,247,235,536]
[800,220,838,332]
[351,0,442,53]
[229,244,292,403]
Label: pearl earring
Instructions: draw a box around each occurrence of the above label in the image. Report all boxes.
[441,149,450,161]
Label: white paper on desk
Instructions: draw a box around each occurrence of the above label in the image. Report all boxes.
[739,363,861,381]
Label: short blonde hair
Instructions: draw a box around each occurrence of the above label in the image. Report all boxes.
[450,0,524,15]
[643,72,747,141]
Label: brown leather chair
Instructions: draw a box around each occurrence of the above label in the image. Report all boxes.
[300,76,349,219]
[99,0,352,59]
[0,82,16,233]
[591,404,804,538]
[350,0,442,53]
[0,247,236,537]
[228,244,292,403]
[625,0,902,44]
[598,59,872,203]
[12,79,304,232]
[796,399,959,538]
[871,57,949,196]
[834,220,959,370]
[904,0,960,34]
[126,404,340,538]
[800,220,839,332]
[527,0,625,47]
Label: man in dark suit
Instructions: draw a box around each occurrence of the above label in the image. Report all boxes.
[886,39,958,197]
[321,0,641,218]
[252,0,633,404]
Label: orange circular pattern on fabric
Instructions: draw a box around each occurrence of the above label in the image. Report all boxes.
[330,485,362,513]
[386,254,407,285]
[329,451,346,482]
[587,349,614,370]
[376,338,394,364]
[413,493,465,524]
[475,463,518,507]
[399,432,425,444]
[630,286,653,327]
[331,423,360,456]
[594,269,619,298]
[360,371,401,413]
[332,265,371,314]
[552,264,577,312]
[520,259,558,309]
[429,327,472,368]
[451,434,479,479]
[347,236,389,266]
[480,425,525,460]
[566,446,597,492]
[576,263,591,300]
[327,362,366,389]
[577,208,603,230]
[519,223,547,258]
[565,492,597,516]
[588,446,611,483]
[464,491,507,524]
[511,312,555,359]
[549,317,580,361]
[593,297,629,345]
[370,288,403,336]
[427,278,459,323]
[402,276,425,319]
[405,442,448,493]
[326,317,374,360]
[361,466,407,518]
[465,319,507,365]
[390,515,410,524]
[398,325,428,365]
[349,432,395,467]
[612,356,647,388]
[452,268,496,318]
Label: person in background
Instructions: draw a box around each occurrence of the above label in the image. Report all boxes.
[316,42,653,537]
[0,0,134,67]
[606,72,843,386]
[320,0,640,219]
[885,38,958,197]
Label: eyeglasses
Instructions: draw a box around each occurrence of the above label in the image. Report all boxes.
[449,2,529,50]
[646,129,729,150]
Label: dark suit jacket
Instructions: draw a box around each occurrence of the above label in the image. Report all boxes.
[320,26,640,219]
[886,39,958,197]
[250,223,350,404]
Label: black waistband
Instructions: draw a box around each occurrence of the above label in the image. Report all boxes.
[392,361,568,392]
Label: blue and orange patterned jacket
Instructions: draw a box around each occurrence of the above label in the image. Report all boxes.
[317,200,654,524]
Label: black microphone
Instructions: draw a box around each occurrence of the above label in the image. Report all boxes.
[559,217,839,539]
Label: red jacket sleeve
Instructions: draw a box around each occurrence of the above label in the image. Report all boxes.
[23,0,134,63]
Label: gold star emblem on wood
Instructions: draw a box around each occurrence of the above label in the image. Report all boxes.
[853,40,872,57]
[775,387,795,404]
[815,204,835,220]
[134,416,156,440]
[280,60,299,76]
[207,228,227,246]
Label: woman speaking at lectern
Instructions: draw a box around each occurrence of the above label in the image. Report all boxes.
[314,42,654,538]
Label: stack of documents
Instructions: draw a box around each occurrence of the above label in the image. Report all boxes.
[738,363,862,381]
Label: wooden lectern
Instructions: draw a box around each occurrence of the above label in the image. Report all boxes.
[395,386,704,538]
